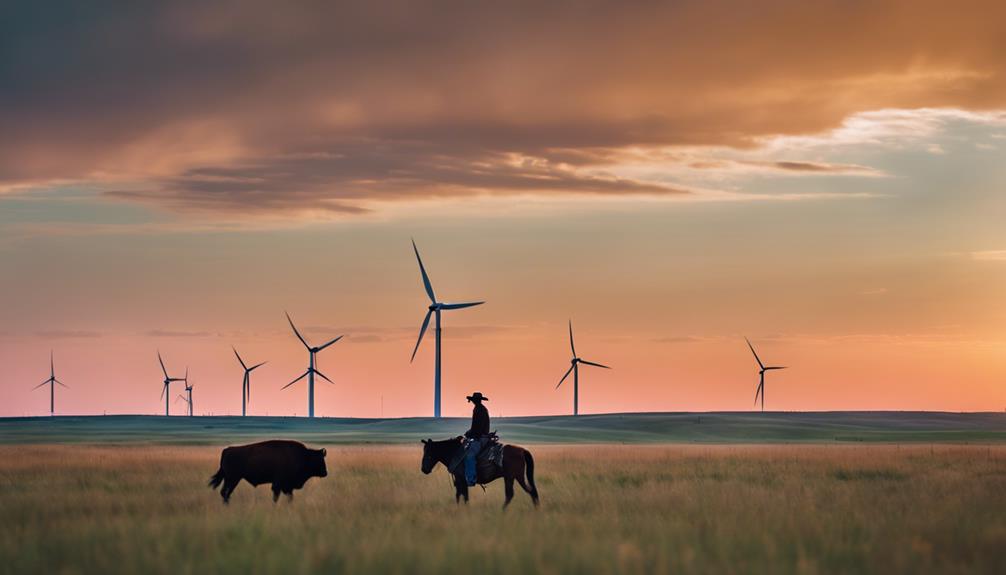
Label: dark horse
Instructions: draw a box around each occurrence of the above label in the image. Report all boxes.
[421,437,540,508]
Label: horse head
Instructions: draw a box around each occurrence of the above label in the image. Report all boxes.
[420,437,464,474]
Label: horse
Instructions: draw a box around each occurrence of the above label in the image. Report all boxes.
[421,436,540,508]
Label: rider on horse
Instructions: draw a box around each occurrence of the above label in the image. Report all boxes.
[463,392,491,486]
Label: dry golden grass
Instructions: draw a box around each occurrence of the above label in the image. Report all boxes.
[1,444,1004,574]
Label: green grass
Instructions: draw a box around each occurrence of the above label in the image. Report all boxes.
[1,444,1004,574]
[1,412,1004,445]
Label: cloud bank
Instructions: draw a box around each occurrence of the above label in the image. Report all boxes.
[2,0,1004,214]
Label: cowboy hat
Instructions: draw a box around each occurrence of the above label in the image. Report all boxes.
[466,392,489,402]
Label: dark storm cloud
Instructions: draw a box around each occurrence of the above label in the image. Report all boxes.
[2,0,1003,213]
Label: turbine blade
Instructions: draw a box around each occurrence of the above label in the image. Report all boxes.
[412,239,437,303]
[314,368,335,384]
[754,382,763,405]
[555,365,575,389]
[281,371,309,390]
[32,380,49,390]
[160,382,167,400]
[745,338,765,369]
[55,378,68,388]
[569,320,576,358]
[317,335,344,352]
[765,366,787,371]
[249,361,267,371]
[286,312,310,350]
[232,346,248,370]
[440,301,484,310]
[158,351,169,379]
[579,360,611,369]
[410,309,433,362]
[50,350,54,376]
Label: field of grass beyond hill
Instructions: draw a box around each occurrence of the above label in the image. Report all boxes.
[0,412,1003,445]
[1,444,1004,575]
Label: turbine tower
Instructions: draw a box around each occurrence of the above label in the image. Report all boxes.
[410,240,484,418]
[746,337,787,412]
[158,352,187,416]
[233,347,266,417]
[555,321,610,416]
[32,350,67,415]
[282,312,342,418]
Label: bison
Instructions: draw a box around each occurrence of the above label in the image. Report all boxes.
[208,440,328,503]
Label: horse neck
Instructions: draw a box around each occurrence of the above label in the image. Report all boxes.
[432,439,461,466]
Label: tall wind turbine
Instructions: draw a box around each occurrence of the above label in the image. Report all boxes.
[282,312,342,418]
[555,321,610,416]
[410,240,484,418]
[746,337,787,412]
[233,347,266,417]
[158,352,187,416]
[32,350,67,415]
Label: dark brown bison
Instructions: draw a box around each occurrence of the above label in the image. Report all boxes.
[208,440,328,503]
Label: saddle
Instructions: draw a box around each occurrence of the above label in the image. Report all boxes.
[448,431,505,477]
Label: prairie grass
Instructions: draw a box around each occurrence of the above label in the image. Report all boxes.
[0,444,1004,574]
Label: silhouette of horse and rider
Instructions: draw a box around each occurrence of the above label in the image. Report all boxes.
[421,392,540,508]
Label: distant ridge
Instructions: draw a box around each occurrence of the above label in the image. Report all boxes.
[0,412,1003,445]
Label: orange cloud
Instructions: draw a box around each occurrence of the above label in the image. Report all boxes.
[2,0,1004,213]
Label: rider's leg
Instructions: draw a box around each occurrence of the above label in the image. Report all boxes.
[464,440,479,486]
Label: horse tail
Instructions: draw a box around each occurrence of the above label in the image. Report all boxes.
[523,449,540,504]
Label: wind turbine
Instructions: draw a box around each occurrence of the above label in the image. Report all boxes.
[233,347,266,417]
[746,337,786,412]
[555,321,610,416]
[282,312,342,418]
[175,393,191,416]
[32,350,67,415]
[158,352,187,416]
[410,239,485,418]
[182,377,194,416]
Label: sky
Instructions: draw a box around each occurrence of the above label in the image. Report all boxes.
[1,0,1005,417]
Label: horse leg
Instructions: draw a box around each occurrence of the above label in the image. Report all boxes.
[454,473,467,504]
[503,476,515,509]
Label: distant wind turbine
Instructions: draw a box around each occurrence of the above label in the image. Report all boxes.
[158,352,187,416]
[175,393,190,415]
[555,321,610,416]
[746,337,786,412]
[410,239,485,418]
[282,312,343,418]
[182,377,194,416]
[233,347,266,417]
[32,350,67,415]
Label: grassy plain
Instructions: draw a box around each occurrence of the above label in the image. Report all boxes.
[1,412,1004,444]
[1,444,1004,575]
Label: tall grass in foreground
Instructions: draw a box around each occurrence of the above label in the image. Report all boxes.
[0,444,1003,574]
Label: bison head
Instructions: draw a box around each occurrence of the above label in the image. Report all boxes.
[310,448,328,478]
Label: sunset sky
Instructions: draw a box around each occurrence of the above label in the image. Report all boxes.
[2,0,1005,417]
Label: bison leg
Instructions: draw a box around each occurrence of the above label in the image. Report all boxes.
[221,476,240,504]
[284,489,294,503]
[503,476,515,509]
[271,484,281,503]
